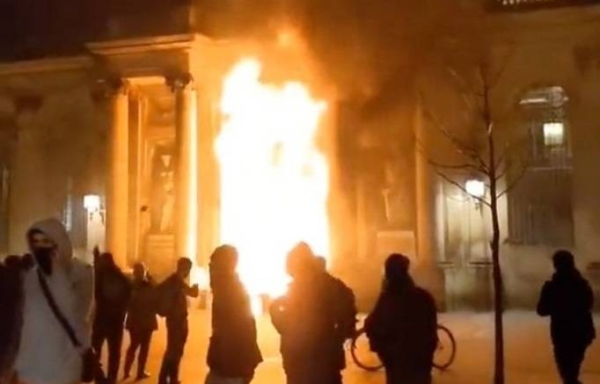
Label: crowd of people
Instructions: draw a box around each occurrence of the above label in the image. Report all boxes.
[0,217,596,384]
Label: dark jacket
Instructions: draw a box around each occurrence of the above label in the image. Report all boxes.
[270,272,350,376]
[157,274,192,324]
[207,276,262,378]
[323,273,357,370]
[0,258,27,379]
[537,270,596,346]
[95,265,132,325]
[126,279,158,333]
[365,278,438,372]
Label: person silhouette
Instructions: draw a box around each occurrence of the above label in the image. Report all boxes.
[270,243,350,384]
[205,245,262,384]
[158,258,199,384]
[365,254,437,384]
[537,250,595,384]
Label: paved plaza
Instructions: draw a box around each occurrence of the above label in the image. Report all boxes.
[110,311,600,384]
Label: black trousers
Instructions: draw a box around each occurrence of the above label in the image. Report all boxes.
[124,329,153,378]
[554,343,588,384]
[159,321,188,384]
[285,367,342,384]
[381,354,432,384]
[92,322,124,384]
[384,367,432,384]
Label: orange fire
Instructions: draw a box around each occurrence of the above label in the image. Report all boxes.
[216,58,330,308]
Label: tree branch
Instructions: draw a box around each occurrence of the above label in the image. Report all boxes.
[415,138,486,173]
[421,106,489,173]
[497,165,529,199]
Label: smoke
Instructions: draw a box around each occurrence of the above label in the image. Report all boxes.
[197,0,464,102]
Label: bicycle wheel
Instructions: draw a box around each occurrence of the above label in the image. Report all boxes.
[350,328,384,372]
[433,325,456,370]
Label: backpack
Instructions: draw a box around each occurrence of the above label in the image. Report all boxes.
[155,279,174,318]
[331,277,357,340]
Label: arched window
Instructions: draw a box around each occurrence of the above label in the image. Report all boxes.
[508,86,574,246]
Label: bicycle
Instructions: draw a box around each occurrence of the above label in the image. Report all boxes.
[349,325,457,372]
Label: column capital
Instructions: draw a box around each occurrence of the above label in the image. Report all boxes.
[91,77,130,104]
[166,73,194,92]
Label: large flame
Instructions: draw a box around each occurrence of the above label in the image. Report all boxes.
[216,58,330,304]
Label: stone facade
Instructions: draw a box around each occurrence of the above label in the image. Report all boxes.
[2,0,600,309]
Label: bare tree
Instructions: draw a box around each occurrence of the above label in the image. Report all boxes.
[419,49,528,384]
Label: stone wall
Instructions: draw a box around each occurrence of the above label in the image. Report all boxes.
[0,65,106,256]
[432,5,600,310]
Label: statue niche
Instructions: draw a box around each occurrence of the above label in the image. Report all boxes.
[149,143,175,234]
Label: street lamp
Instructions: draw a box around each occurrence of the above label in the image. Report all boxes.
[83,194,101,212]
[465,179,485,199]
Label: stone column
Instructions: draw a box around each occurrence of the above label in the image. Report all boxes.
[197,87,219,267]
[105,80,129,267]
[414,98,445,306]
[168,74,198,260]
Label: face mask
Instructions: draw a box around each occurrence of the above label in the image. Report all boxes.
[33,246,55,275]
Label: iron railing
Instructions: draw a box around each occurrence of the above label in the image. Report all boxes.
[489,0,600,11]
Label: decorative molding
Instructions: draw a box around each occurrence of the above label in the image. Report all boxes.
[87,34,197,56]
[488,0,600,12]
[91,77,131,103]
[0,56,92,77]
[165,73,194,92]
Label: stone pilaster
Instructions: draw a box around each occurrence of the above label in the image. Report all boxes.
[414,98,445,306]
[102,78,130,267]
[167,73,198,261]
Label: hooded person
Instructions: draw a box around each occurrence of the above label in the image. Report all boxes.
[14,218,94,384]
[205,245,262,384]
[365,254,437,384]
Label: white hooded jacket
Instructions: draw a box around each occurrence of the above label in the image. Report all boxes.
[15,218,94,384]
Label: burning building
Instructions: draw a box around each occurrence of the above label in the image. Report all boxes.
[1,0,600,310]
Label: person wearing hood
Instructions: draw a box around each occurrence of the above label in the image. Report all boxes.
[205,245,262,384]
[14,218,94,384]
[365,254,437,384]
[537,250,595,384]
[92,251,132,384]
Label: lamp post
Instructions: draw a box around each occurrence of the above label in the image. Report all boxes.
[83,194,105,252]
[465,179,485,199]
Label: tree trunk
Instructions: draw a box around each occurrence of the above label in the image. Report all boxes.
[490,194,504,384]
[487,114,505,384]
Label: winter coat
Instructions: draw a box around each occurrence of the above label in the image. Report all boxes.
[270,272,351,377]
[365,278,438,374]
[126,280,158,333]
[95,265,132,327]
[537,269,596,347]
[207,276,262,378]
[14,218,94,384]
[157,274,192,324]
[0,259,26,382]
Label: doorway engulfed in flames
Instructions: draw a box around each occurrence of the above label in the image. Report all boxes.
[215,58,330,313]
